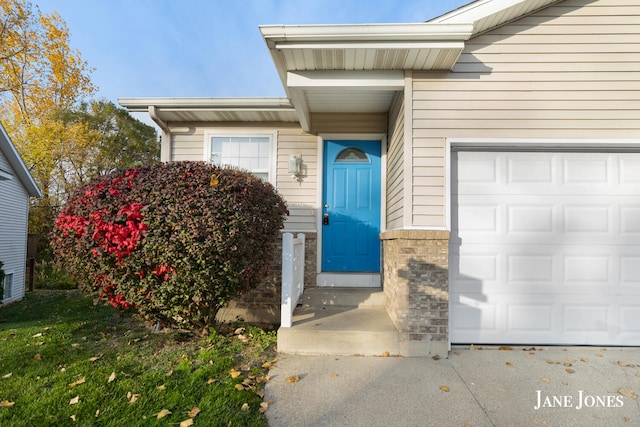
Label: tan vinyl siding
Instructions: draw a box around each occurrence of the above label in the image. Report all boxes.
[386,92,404,230]
[169,122,318,232]
[276,127,318,232]
[0,149,28,304]
[412,0,640,227]
[310,113,387,134]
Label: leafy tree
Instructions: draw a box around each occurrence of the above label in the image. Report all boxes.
[54,100,160,196]
[1,1,159,258]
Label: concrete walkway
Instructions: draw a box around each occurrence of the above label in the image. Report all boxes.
[265,347,640,427]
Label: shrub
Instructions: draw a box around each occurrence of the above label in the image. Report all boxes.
[51,162,288,329]
[34,261,76,290]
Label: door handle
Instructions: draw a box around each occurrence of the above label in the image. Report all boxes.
[323,213,329,225]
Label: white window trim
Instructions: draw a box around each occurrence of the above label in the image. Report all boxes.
[203,129,278,185]
[2,272,13,301]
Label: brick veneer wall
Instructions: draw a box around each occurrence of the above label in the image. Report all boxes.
[380,230,450,357]
[216,232,317,324]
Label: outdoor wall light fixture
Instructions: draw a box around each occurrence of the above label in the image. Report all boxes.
[288,155,302,178]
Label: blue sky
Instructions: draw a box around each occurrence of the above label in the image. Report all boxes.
[35,1,470,104]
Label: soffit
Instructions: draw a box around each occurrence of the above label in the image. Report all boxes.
[118,98,298,125]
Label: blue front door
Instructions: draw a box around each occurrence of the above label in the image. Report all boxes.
[322,140,381,272]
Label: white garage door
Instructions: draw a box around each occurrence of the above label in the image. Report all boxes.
[450,151,640,345]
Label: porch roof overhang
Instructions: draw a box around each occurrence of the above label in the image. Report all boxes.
[117,97,298,129]
[260,23,474,131]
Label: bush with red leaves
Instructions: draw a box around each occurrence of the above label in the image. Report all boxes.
[52,162,288,328]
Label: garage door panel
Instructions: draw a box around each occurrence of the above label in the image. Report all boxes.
[451,293,635,345]
[451,150,640,345]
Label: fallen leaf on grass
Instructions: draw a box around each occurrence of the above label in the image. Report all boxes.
[156,385,166,391]
[230,369,242,379]
[179,419,194,427]
[69,396,79,405]
[32,333,43,338]
[68,377,86,388]
[128,393,140,404]
[439,385,450,392]
[33,354,41,361]
[89,356,101,362]
[165,370,173,377]
[156,409,171,419]
[241,403,250,411]
[33,341,45,346]
[235,384,245,391]
[70,415,76,422]
[206,378,218,385]
[188,407,201,418]
[2,373,12,379]
[108,372,116,383]
[259,401,270,414]
[0,400,15,407]
[286,375,300,383]
[618,388,638,399]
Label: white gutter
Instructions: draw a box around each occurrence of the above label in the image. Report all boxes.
[118,97,294,111]
[260,23,474,44]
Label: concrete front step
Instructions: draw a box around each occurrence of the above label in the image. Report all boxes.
[301,287,386,308]
[277,305,400,356]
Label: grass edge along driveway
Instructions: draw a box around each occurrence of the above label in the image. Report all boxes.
[0,290,276,427]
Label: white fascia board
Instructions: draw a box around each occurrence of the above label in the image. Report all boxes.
[287,71,405,90]
[431,0,559,24]
[118,97,293,112]
[0,123,42,197]
[260,23,474,43]
[275,41,466,50]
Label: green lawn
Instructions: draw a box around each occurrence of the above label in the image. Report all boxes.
[0,290,276,426]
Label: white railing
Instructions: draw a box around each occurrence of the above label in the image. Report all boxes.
[281,233,305,328]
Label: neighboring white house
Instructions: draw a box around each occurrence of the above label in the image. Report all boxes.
[0,122,42,304]
[120,0,640,355]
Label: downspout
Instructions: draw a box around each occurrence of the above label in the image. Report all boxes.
[149,105,172,163]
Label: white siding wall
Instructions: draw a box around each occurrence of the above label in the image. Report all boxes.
[0,149,28,304]
[170,122,318,232]
[412,0,640,227]
[386,93,405,230]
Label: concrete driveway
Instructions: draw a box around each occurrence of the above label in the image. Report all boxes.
[264,347,640,426]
